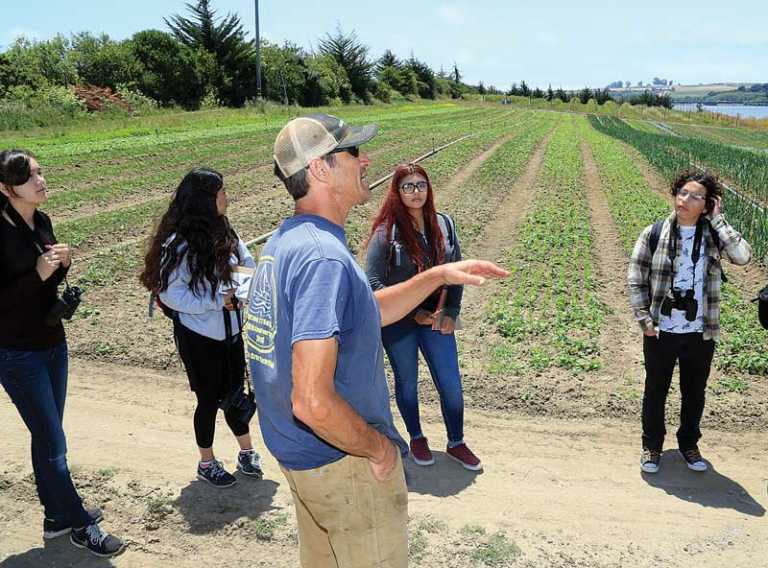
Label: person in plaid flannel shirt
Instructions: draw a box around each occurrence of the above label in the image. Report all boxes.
[628,170,752,474]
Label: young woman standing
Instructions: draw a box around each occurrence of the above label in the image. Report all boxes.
[0,149,123,557]
[366,163,481,471]
[141,168,263,487]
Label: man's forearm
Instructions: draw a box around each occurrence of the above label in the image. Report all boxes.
[374,266,444,326]
[296,391,390,460]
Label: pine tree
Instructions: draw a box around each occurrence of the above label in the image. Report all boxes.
[165,0,255,105]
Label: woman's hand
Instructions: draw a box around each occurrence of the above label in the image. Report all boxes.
[414,310,434,326]
[223,289,237,311]
[48,244,71,268]
[36,248,62,281]
[439,315,455,335]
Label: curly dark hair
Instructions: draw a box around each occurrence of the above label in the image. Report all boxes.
[140,168,241,299]
[670,169,723,214]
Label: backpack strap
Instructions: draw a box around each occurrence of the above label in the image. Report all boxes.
[648,220,664,257]
[437,212,456,250]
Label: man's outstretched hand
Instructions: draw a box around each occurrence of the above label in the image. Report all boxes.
[440,260,509,287]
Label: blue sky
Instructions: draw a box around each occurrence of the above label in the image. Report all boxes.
[6,1,767,89]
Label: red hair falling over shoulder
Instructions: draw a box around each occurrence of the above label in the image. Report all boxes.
[366,163,444,271]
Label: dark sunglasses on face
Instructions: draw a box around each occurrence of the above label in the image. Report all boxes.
[399,181,429,194]
[330,146,360,158]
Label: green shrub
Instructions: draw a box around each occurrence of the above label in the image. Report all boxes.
[0,85,88,130]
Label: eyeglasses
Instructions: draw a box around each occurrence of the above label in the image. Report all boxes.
[677,189,706,202]
[329,146,360,158]
[399,181,429,194]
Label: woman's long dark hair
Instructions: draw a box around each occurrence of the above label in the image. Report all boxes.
[0,149,34,206]
[140,168,240,298]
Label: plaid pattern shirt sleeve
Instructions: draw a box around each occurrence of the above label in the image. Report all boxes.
[627,225,656,333]
[710,214,752,265]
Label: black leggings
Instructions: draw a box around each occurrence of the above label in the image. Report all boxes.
[174,321,250,449]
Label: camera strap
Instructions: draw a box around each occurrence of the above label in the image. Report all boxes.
[3,202,49,255]
[222,298,252,394]
[667,218,704,290]
[4,203,75,292]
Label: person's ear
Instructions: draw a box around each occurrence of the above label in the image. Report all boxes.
[0,184,13,199]
[307,158,330,183]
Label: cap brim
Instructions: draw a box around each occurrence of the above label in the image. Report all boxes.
[337,124,378,149]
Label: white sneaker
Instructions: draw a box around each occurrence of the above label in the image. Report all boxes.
[640,449,661,474]
[680,448,708,472]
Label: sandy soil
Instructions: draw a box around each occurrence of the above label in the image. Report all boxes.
[0,359,765,568]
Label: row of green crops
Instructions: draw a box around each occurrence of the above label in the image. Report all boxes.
[589,115,768,260]
[581,123,768,379]
[485,115,609,376]
[63,110,542,367]
[56,107,514,251]
[439,112,558,248]
[625,119,768,152]
[42,106,510,217]
[66,107,521,289]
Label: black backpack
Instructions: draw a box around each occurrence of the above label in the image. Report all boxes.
[754,285,768,329]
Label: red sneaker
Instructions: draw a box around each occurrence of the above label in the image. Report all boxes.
[447,443,482,471]
[409,437,435,466]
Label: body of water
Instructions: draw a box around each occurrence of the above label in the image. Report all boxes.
[673,103,768,120]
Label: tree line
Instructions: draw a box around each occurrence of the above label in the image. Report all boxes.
[0,0,674,129]
[0,0,485,116]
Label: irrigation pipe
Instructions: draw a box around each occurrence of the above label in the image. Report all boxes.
[689,160,767,216]
[243,133,475,247]
[69,133,475,265]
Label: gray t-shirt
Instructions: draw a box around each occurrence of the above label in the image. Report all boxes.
[246,214,407,470]
[659,225,705,334]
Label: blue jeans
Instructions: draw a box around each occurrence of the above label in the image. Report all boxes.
[381,322,464,444]
[0,342,91,528]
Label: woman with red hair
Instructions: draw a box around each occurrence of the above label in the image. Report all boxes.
[366,164,480,471]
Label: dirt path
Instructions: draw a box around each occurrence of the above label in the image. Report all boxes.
[434,127,525,207]
[1,359,765,567]
[580,142,643,385]
[457,131,554,379]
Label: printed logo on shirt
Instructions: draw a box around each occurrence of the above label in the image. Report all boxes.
[245,255,277,369]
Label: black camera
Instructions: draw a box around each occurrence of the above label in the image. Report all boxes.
[220,385,257,425]
[660,288,698,322]
[44,285,82,327]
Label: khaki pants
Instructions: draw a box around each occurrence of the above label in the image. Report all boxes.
[281,453,409,568]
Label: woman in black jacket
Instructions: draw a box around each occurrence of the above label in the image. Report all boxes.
[0,150,123,557]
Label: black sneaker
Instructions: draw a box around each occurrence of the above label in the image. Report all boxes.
[197,459,237,488]
[640,449,662,474]
[680,447,708,472]
[236,450,264,478]
[70,523,124,558]
[43,507,103,540]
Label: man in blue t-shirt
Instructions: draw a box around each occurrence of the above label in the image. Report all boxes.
[246,113,508,568]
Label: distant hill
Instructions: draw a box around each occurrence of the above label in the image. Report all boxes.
[670,83,768,105]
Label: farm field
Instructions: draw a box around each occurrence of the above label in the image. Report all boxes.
[1,102,766,567]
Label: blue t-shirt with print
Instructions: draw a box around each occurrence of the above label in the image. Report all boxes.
[246,214,407,470]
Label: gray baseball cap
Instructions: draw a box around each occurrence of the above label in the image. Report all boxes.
[273,113,378,178]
